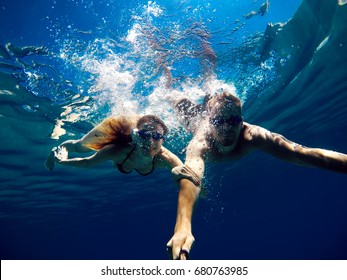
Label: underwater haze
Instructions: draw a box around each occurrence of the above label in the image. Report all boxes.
[1,0,347,260]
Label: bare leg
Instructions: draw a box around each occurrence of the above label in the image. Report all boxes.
[200,41,217,95]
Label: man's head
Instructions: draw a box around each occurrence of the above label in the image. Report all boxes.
[207,91,242,116]
[207,91,243,146]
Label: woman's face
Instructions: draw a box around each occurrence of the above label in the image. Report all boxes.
[135,123,165,156]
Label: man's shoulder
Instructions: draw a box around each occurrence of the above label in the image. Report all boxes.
[187,130,210,155]
[242,122,268,141]
[191,120,210,140]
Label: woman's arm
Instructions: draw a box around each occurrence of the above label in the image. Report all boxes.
[58,139,94,153]
[247,125,347,173]
[156,147,201,186]
[45,139,94,171]
[155,146,184,169]
[55,144,116,168]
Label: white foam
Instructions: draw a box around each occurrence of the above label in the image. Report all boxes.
[145,1,164,17]
[57,2,241,135]
[126,23,141,45]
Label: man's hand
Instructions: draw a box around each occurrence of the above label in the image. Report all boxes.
[168,178,200,260]
[166,229,195,260]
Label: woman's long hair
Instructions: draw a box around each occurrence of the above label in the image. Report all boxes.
[83,115,136,150]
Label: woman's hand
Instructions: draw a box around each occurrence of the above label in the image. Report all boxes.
[171,165,201,186]
[54,146,68,162]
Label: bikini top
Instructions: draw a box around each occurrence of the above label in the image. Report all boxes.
[116,147,156,176]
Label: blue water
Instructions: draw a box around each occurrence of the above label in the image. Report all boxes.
[1,0,347,260]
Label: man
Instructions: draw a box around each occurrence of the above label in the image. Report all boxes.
[167,91,347,260]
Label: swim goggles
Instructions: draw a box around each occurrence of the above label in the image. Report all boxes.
[136,129,164,141]
[209,115,243,126]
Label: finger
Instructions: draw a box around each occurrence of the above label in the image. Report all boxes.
[181,236,194,258]
[167,236,193,260]
[167,238,182,260]
[193,176,201,186]
[53,149,58,157]
[166,238,173,248]
[185,165,196,176]
[172,245,182,260]
[173,241,192,260]
[185,166,201,186]
[166,239,173,259]
[179,249,189,260]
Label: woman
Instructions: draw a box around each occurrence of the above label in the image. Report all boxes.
[45,114,200,185]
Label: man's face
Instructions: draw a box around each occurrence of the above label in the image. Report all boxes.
[209,103,243,146]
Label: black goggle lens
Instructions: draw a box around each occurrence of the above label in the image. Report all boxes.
[137,130,164,141]
[210,115,242,126]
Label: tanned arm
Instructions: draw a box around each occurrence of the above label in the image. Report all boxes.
[155,147,184,169]
[246,125,347,174]
[167,135,207,259]
[54,144,117,168]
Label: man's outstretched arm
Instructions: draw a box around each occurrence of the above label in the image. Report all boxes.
[247,125,347,174]
[167,178,200,260]
[167,136,206,259]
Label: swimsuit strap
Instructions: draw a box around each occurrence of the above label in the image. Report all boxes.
[116,147,136,174]
[116,146,156,176]
[135,155,156,176]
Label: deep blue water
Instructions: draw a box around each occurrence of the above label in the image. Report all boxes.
[1,0,347,260]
